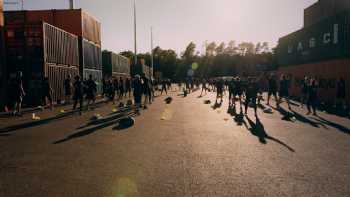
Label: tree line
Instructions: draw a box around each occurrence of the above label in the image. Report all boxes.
[119,41,277,80]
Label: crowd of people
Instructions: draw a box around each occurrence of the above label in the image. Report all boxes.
[3,71,348,118]
[199,74,348,117]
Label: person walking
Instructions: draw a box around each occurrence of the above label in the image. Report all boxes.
[336,77,346,109]
[118,77,125,100]
[161,79,168,95]
[266,74,278,107]
[228,78,235,106]
[73,75,84,113]
[278,74,292,110]
[132,75,143,108]
[125,77,132,98]
[12,72,25,116]
[307,78,318,115]
[233,77,243,112]
[300,76,309,108]
[64,75,72,105]
[200,79,207,96]
[42,77,53,110]
[141,74,151,108]
[216,78,224,103]
[244,77,259,116]
[85,75,97,110]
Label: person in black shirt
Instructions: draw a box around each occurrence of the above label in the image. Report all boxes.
[161,79,168,95]
[141,74,151,108]
[64,75,72,105]
[85,75,97,110]
[73,75,84,113]
[125,78,132,98]
[336,77,346,108]
[216,79,224,103]
[12,72,25,116]
[244,77,259,116]
[300,76,309,108]
[307,78,318,115]
[107,79,115,104]
[228,78,235,107]
[118,77,125,100]
[200,79,207,96]
[278,74,292,110]
[233,77,243,111]
[42,77,53,110]
[133,75,143,108]
[266,74,278,107]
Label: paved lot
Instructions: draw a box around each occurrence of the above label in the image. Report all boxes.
[0,89,349,197]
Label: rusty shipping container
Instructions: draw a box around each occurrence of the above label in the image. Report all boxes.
[102,51,130,78]
[0,0,5,108]
[277,59,350,104]
[5,22,79,106]
[4,9,101,45]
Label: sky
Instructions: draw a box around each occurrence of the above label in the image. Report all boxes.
[4,0,318,55]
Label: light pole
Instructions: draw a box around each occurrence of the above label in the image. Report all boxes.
[150,26,153,78]
[133,0,137,66]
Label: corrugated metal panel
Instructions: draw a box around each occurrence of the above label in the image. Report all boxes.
[277,11,350,66]
[45,64,79,102]
[5,23,81,105]
[43,23,79,66]
[81,38,101,70]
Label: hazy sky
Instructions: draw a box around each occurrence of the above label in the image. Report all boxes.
[4,0,318,55]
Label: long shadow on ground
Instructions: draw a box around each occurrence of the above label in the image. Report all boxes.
[245,115,295,152]
[53,110,138,144]
[310,116,350,135]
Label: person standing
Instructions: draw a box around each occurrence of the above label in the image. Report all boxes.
[336,77,346,109]
[141,74,150,108]
[307,78,318,115]
[244,77,259,116]
[12,72,25,116]
[64,75,72,105]
[118,77,125,100]
[300,76,309,108]
[200,79,207,96]
[266,74,278,107]
[125,77,132,98]
[85,75,97,110]
[132,75,143,108]
[278,74,292,110]
[233,77,243,111]
[107,79,115,104]
[73,75,84,113]
[216,78,224,103]
[228,78,235,106]
[42,77,53,110]
[161,79,168,95]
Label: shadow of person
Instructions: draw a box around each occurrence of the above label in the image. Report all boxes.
[234,112,248,128]
[245,116,295,152]
[311,116,350,135]
[290,110,326,128]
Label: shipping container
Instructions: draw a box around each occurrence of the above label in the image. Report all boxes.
[0,0,3,26]
[304,0,350,27]
[102,51,130,78]
[79,37,101,70]
[277,58,350,104]
[277,11,350,67]
[4,9,101,45]
[5,22,79,105]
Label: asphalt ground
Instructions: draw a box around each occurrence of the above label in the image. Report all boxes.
[0,88,349,197]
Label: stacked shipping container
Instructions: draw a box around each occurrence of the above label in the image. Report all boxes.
[5,22,79,105]
[0,0,6,108]
[277,8,350,104]
[4,9,103,94]
[102,51,130,78]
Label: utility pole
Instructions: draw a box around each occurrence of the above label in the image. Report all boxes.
[133,0,137,66]
[69,0,74,9]
[150,26,154,78]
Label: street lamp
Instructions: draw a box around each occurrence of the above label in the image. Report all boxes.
[133,0,137,66]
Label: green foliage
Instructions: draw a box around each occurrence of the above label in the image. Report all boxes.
[119,40,277,80]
